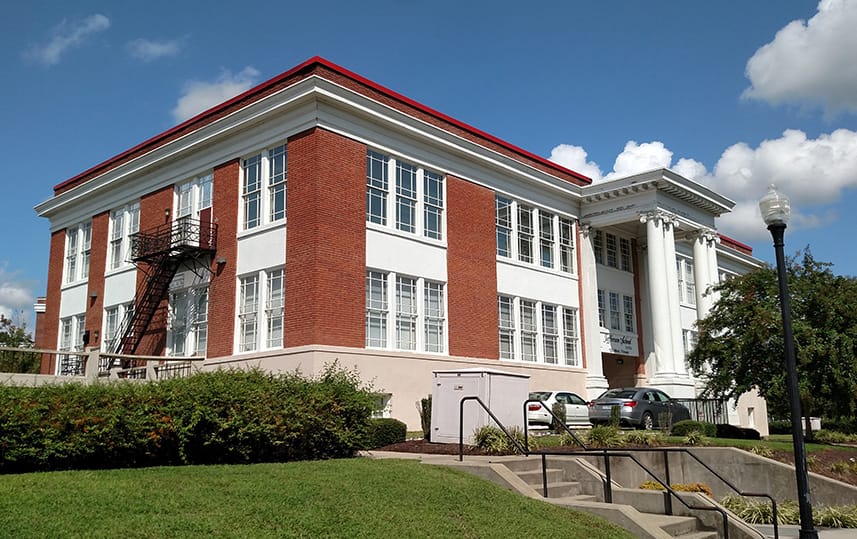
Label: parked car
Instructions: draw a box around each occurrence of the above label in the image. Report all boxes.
[588,387,691,429]
[527,390,591,428]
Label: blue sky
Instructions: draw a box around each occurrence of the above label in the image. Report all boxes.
[2,0,857,326]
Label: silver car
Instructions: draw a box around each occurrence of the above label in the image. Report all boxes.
[588,387,691,429]
[527,390,591,427]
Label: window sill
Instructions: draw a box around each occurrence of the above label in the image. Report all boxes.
[60,280,88,293]
[496,256,577,280]
[104,265,137,278]
[366,222,447,249]
[237,220,286,241]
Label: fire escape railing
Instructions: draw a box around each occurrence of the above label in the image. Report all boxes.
[112,217,217,358]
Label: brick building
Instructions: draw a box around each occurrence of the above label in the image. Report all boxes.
[34,57,765,430]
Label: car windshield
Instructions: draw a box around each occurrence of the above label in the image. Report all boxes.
[529,391,552,401]
[599,389,637,399]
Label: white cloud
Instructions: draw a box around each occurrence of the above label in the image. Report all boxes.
[548,144,603,181]
[127,38,182,62]
[172,67,261,123]
[23,14,110,66]
[0,266,35,323]
[743,0,857,115]
[548,128,857,242]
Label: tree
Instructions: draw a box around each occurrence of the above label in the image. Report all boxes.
[0,312,39,374]
[687,249,857,438]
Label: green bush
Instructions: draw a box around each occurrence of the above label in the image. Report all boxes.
[768,419,792,435]
[822,417,857,435]
[609,405,621,427]
[671,420,716,437]
[418,395,432,441]
[0,366,376,473]
[472,425,530,454]
[749,445,774,458]
[683,430,709,446]
[814,429,857,444]
[623,430,666,446]
[715,423,761,440]
[585,425,624,448]
[550,401,567,433]
[365,418,407,449]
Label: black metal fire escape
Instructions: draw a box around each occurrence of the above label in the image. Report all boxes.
[114,217,217,356]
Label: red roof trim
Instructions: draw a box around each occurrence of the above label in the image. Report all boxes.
[54,56,590,192]
[719,233,753,255]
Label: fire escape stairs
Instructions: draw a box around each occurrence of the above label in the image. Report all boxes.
[114,217,217,358]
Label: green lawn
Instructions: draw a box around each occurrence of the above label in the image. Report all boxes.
[0,458,634,539]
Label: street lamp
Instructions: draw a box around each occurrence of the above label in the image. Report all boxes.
[759,184,818,539]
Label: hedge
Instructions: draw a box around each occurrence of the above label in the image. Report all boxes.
[671,420,716,437]
[365,418,407,449]
[715,423,761,440]
[0,366,377,473]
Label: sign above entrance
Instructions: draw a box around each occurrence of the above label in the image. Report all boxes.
[601,330,638,356]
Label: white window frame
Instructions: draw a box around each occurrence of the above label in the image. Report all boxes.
[57,314,85,375]
[168,285,209,357]
[176,174,213,220]
[65,222,92,284]
[593,230,632,272]
[241,144,287,230]
[102,301,134,353]
[494,195,575,274]
[683,329,698,355]
[108,202,140,271]
[366,150,445,241]
[365,269,447,353]
[497,295,580,366]
[676,257,696,305]
[236,267,285,353]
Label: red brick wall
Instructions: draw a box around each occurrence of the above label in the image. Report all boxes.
[136,186,174,355]
[84,211,108,350]
[446,176,498,359]
[284,128,366,347]
[206,159,239,358]
[38,231,65,373]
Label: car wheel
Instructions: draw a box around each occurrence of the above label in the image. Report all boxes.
[640,412,654,430]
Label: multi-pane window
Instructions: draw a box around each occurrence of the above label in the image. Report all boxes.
[677,258,696,305]
[103,302,134,353]
[597,289,606,327]
[365,270,445,353]
[177,174,213,219]
[266,269,285,349]
[65,222,92,283]
[495,196,512,257]
[559,217,575,273]
[242,145,287,230]
[366,150,444,240]
[517,206,534,264]
[609,291,621,330]
[593,230,632,272]
[497,295,579,365]
[683,329,698,355]
[109,203,140,270]
[239,275,259,352]
[562,308,580,367]
[498,296,515,359]
[520,300,537,361]
[169,286,209,357]
[623,295,635,333]
[495,196,575,274]
[238,268,284,353]
[58,314,85,375]
[542,304,558,364]
[366,271,388,347]
[396,162,418,233]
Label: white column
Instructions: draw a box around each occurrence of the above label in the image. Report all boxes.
[691,228,719,318]
[707,234,721,305]
[662,215,687,377]
[641,211,674,376]
[579,224,608,399]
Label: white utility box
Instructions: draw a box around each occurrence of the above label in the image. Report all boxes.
[430,368,529,444]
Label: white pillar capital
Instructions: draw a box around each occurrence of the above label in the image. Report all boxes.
[639,209,679,230]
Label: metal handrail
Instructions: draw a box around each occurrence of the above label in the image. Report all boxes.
[458,396,528,461]
[522,398,588,451]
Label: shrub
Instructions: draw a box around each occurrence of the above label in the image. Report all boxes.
[822,417,857,435]
[365,418,406,449]
[657,411,674,432]
[768,419,792,435]
[671,420,716,437]
[558,431,587,449]
[815,505,857,528]
[814,429,856,444]
[749,445,774,458]
[624,430,666,446]
[417,395,432,441]
[683,430,709,446]
[472,425,530,454]
[639,480,665,491]
[550,401,567,433]
[609,405,621,427]
[0,366,377,473]
[585,425,624,448]
[715,423,760,440]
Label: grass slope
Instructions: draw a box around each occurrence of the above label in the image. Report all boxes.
[0,458,633,538]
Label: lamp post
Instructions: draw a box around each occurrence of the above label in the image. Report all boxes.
[759,184,818,539]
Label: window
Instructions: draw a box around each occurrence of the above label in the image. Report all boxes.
[58,314,85,375]
[177,174,213,219]
[65,222,91,283]
[593,230,603,265]
[497,295,579,365]
[620,238,632,272]
[498,296,515,359]
[103,302,134,353]
[366,270,445,353]
[495,196,512,257]
[593,230,632,272]
[606,233,617,268]
[109,203,140,270]
[366,271,388,347]
[608,292,621,330]
[623,295,635,333]
[169,286,209,357]
[517,205,534,264]
[683,329,698,355]
[242,145,286,230]
[597,289,606,328]
[238,268,284,353]
[494,196,574,274]
[542,304,558,364]
[677,258,696,305]
[366,150,444,240]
